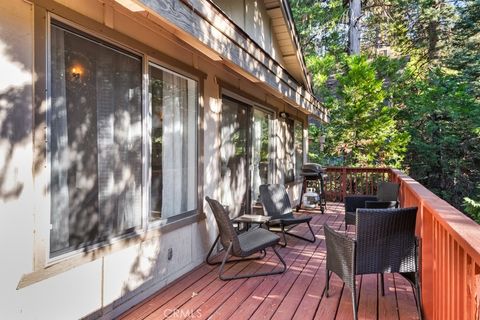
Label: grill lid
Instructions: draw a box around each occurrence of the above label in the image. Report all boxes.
[301,163,325,176]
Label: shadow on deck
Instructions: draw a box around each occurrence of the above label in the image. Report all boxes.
[119,202,419,320]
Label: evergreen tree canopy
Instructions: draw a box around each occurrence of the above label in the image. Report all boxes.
[291,0,480,222]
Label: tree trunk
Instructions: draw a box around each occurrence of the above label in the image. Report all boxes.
[427,0,441,61]
[349,0,361,54]
[427,20,439,61]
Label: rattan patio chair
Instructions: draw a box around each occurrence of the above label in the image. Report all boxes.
[259,184,316,247]
[344,181,400,230]
[205,197,286,280]
[324,207,422,320]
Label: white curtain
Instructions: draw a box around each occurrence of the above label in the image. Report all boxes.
[96,53,116,236]
[251,111,263,204]
[161,73,196,218]
[294,121,304,178]
[284,119,295,182]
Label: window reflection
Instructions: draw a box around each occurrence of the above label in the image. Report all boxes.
[49,23,142,257]
[150,64,197,220]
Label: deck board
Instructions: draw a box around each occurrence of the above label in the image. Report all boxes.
[357,274,378,320]
[250,213,333,320]
[378,273,400,319]
[119,203,419,320]
[335,277,361,320]
[271,213,341,320]
[394,274,420,320]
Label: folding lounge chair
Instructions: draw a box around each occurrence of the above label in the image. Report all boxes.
[205,197,286,280]
[259,184,316,247]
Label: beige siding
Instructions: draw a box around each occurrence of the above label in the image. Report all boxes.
[212,0,284,63]
[0,0,36,318]
[212,0,245,30]
[20,261,103,319]
[245,0,270,52]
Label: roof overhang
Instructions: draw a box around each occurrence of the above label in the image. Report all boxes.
[264,0,312,91]
[117,0,327,122]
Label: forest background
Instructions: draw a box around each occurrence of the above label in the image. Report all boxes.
[290,0,480,221]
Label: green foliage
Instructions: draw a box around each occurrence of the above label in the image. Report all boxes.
[307,123,325,164]
[389,0,455,64]
[447,0,480,97]
[464,197,480,224]
[291,0,480,222]
[290,0,347,56]
[401,70,480,208]
[309,54,409,167]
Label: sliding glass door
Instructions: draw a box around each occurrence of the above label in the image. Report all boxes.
[220,95,274,216]
[220,96,249,217]
[250,109,273,208]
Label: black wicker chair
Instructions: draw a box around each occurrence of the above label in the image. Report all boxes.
[259,184,315,247]
[324,207,422,320]
[344,181,400,230]
[205,197,286,280]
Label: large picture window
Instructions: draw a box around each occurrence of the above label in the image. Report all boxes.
[49,22,143,257]
[150,64,197,221]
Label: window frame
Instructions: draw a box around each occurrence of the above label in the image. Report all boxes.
[217,87,279,212]
[44,14,201,264]
[146,60,200,230]
[46,17,147,263]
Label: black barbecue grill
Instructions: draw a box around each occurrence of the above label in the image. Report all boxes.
[296,163,327,213]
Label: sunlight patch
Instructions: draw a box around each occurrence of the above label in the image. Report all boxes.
[0,42,31,92]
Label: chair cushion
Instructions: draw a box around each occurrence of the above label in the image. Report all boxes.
[269,213,312,226]
[237,228,280,257]
[365,200,397,209]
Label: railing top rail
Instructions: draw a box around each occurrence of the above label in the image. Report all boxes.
[391,168,480,262]
[325,167,391,171]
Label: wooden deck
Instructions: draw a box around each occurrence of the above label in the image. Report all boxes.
[120,203,420,320]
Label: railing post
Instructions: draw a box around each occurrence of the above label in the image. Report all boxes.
[341,167,347,201]
[421,205,434,319]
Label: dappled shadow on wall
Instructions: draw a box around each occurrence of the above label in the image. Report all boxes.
[0,39,33,202]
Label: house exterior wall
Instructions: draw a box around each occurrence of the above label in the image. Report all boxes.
[0,1,36,318]
[0,0,311,319]
[211,0,245,29]
[212,0,285,65]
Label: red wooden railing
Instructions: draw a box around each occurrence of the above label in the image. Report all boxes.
[324,167,480,319]
[324,167,392,201]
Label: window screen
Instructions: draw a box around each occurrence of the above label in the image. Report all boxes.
[49,23,142,257]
